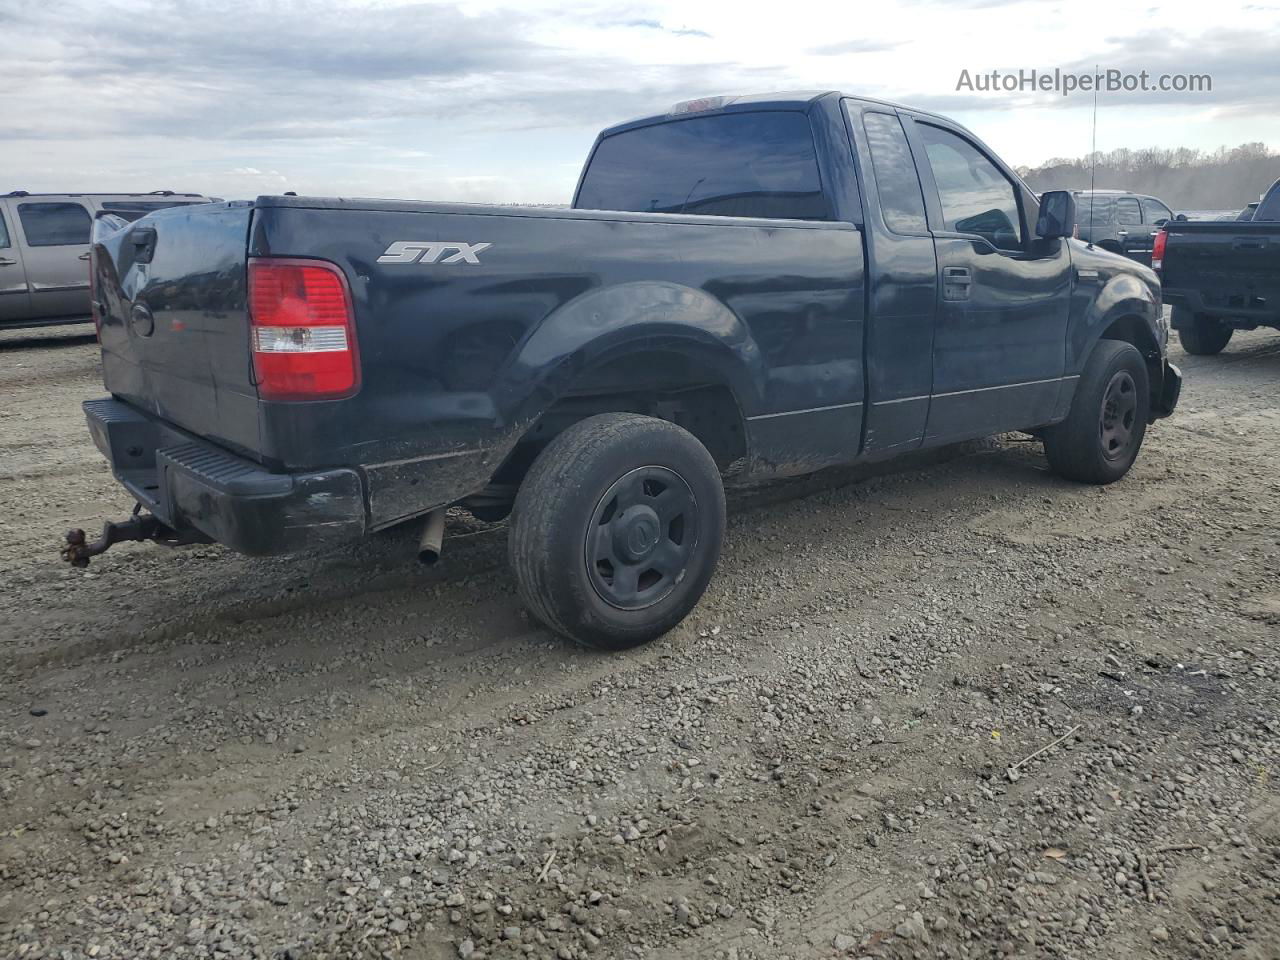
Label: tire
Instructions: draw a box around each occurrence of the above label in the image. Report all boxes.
[508,413,726,650]
[1043,340,1150,485]
[1176,309,1233,355]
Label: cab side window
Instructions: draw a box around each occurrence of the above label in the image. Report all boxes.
[861,112,928,234]
[17,202,91,247]
[917,123,1023,251]
[1115,198,1143,226]
[0,210,10,249]
[1143,198,1173,224]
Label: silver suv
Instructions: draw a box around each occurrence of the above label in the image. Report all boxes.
[0,191,211,330]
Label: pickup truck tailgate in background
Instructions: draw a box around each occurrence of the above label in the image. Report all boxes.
[94,203,262,459]
[1162,222,1279,316]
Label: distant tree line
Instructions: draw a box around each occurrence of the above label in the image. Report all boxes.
[1017,143,1280,212]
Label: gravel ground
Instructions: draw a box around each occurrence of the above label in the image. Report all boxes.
[1,321,1278,960]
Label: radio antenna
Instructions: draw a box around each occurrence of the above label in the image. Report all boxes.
[1087,64,1098,249]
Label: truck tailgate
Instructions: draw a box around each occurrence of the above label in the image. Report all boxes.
[1162,222,1279,317]
[93,203,262,458]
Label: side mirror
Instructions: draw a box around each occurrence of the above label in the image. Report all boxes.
[1036,190,1076,240]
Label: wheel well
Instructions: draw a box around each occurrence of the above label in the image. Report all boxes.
[1097,239,1123,253]
[464,352,748,519]
[1098,315,1162,401]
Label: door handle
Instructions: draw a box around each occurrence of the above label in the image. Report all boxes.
[79,252,91,261]
[942,266,972,301]
[1149,231,1159,237]
[1117,230,1129,237]
[0,257,16,266]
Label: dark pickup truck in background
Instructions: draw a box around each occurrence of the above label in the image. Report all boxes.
[74,91,1181,649]
[1160,177,1280,354]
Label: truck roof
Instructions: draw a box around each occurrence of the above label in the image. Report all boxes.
[598,91,971,139]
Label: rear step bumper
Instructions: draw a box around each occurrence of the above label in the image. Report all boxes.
[84,398,366,555]
[1165,288,1280,328]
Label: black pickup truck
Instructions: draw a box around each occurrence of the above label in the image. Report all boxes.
[1160,177,1280,354]
[73,91,1180,649]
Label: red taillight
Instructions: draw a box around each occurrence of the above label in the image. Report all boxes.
[248,258,359,401]
[1152,229,1167,272]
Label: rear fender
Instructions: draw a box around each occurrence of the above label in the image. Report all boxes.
[498,281,765,430]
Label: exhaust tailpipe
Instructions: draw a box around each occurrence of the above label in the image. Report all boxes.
[417,509,447,565]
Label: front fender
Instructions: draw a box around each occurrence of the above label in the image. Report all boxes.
[495,281,766,429]
[1069,271,1162,373]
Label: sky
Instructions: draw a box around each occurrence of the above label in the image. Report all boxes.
[3,0,1279,203]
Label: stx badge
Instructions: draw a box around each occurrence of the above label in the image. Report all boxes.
[377,241,493,264]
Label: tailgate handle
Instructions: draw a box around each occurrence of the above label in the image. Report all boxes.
[130,226,158,264]
[1233,238,1267,250]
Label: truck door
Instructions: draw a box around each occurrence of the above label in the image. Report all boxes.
[904,116,1070,443]
[12,199,93,320]
[0,202,32,324]
[846,106,938,454]
[1114,196,1148,263]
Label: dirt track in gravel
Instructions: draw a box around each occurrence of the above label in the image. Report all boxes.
[1,323,1278,960]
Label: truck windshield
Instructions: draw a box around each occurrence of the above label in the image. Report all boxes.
[575,111,830,221]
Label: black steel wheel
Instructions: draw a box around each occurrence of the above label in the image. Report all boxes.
[586,466,699,611]
[1098,369,1139,461]
[1043,339,1150,484]
[509,413,725,650]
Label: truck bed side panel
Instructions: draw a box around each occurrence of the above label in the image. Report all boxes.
[249,201,867,525]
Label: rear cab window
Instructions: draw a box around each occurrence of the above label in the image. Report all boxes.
[17,201,91,246]
[1255,180,1280,221]
[575,111,831,220]
[860,111,928,234]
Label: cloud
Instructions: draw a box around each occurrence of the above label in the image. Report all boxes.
[809,38,903,55]
[2,0,1277,200]
[606,17,711,37]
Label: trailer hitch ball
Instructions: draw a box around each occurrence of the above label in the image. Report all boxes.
[62,529,92,568]
[60,513,203,567]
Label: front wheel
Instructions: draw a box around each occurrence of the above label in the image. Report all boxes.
[508,413,726,650]
[1043,340,1150,485]
[1176,309,1233,356]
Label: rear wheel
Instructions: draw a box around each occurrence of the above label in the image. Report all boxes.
[508,413,725,650]
[1043,340,1150,484]
[1176,308,1233,355]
